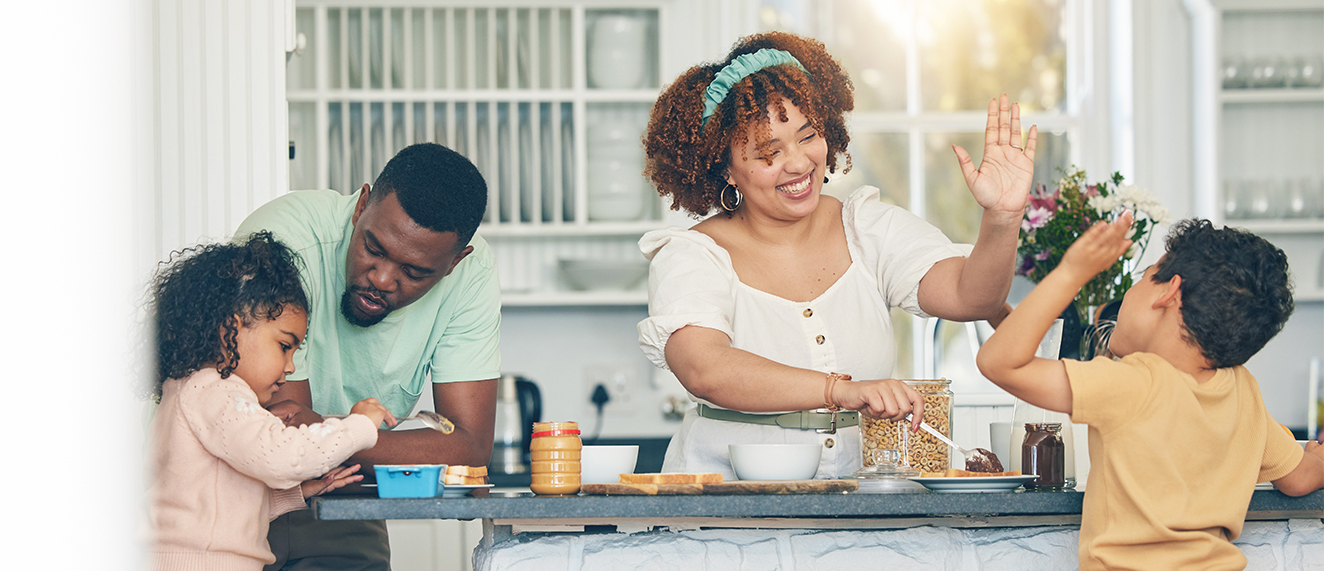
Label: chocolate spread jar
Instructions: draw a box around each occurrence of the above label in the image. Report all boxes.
[1021,422,1065,490]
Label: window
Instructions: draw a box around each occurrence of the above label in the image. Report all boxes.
[759,0,1100,379]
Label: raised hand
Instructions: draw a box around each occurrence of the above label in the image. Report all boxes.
[953,94,1038,215]
[1060,210,1135,281]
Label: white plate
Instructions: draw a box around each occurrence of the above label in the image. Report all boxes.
[441,484,494,498]
[913,475,1037,493]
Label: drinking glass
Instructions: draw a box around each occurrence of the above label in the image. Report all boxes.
[1246,179,1272,219]
[1295,55,1323,88]
[1283,178,1309,219]
[1251,58,1285,88]
[1223,179,1243,220]
[1221,56,1250,89]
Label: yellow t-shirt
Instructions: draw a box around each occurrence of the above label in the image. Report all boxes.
[1065,353,1303,571]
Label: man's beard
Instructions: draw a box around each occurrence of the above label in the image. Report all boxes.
[340,287,390,328]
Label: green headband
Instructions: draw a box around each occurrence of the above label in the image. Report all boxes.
[701,48,808,128]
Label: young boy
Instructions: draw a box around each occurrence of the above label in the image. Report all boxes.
[977,212,1324,570]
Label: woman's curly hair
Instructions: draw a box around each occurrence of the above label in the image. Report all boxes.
[644,31,855,217]
[146,231,309,402]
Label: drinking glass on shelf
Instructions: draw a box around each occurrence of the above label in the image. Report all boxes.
[1251,58,1287,89]
[1246,179,1273,219]
[1223,179,1243,220]
[1221,56,1250,89]
[1284,178,1309,219]
[1295,55,1323,89]
[1307,177,1324,220]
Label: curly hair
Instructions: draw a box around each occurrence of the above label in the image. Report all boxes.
[147,231,309,402]
[1153,219,1294,368]
[368,142,487,252]
[644,31,855,217]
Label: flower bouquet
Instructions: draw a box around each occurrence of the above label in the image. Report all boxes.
[1017,167,1170,356]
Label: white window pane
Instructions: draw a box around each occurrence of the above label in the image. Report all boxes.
[918,0,1066,112]
[828,0,907,112]
[923,130,1070,244]
[826,132,909,208]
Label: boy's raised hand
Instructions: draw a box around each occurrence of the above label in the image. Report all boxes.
[350,397,398,428]
[1059,210,1135,284]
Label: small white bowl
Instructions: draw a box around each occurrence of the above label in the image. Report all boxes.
[581,445,640,484]
[728,444,822,481]
[558,259,649,291]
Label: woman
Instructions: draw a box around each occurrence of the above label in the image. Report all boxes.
[638,32,1036,479]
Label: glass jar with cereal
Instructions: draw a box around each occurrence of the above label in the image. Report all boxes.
[859,379,954,474]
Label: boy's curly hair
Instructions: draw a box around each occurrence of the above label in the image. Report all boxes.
[147,231,309,401]
[644,31,854,217]
[1154,220,1294,368]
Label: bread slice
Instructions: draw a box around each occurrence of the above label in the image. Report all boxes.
[443,473,488,485]
[921,468,1023,478]
[445,465,488,477]
[619,472,723,484]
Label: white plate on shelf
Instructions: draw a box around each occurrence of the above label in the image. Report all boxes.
[442,484,494,498]
[913,475,1036,493]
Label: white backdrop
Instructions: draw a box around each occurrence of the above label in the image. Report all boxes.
[0,1,149,568]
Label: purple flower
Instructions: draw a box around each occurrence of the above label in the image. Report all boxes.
[1022,206,1052,233]
[1017,255,1035,277]
[1084,184,1100,198]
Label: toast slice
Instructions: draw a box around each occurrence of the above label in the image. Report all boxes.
[921,468,1023,478]
[445,465,488,477]
[619,472,723,484]
[443,473,488,485]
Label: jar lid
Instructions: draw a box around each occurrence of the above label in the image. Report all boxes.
[850,449,920,479]
[849,450,927,494]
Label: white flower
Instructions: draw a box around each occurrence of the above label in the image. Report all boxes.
[308,422,336,437]
[234,396,261,415]
[1089,184,1168,225]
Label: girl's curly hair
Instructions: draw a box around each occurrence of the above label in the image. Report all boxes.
[644,31,854,217]
[147,231,309,402]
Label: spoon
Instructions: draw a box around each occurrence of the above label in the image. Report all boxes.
[906,414,1003,472]
[325,410,455,434]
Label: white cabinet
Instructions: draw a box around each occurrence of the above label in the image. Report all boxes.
[1197,0,1324,301]
[288,1,705,307]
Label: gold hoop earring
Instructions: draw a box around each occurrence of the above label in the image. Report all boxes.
[719,184,742,213]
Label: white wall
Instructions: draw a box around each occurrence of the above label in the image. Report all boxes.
[1133,0,1324,429]
[0,1,152,568]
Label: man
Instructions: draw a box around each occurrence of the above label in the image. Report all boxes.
[234,143,499,570]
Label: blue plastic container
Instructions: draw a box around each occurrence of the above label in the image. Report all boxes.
[373,464,447,498]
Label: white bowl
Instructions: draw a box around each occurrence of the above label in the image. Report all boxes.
[558,259,649,291]
[728,444,822,481]
[581,445,640,484]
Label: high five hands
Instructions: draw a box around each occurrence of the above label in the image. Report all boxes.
[953,93,1038,215]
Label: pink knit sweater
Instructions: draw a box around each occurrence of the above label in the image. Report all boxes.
[147,368,378,571]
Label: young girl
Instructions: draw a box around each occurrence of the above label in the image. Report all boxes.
[146,231,397,571]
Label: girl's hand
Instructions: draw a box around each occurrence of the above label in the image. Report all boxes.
[833,378,926,432]
[1059,211,1135,282]
[300,464,364,499]
[350,398,398,428]
[953,94,1038,216]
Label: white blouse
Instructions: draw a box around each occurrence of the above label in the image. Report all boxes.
[637,186,973,479]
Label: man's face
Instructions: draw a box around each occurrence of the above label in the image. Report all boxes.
[341,187,471,327]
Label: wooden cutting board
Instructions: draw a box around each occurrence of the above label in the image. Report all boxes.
[580,479,857,496]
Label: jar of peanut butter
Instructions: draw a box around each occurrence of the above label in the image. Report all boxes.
[529,421,582,495]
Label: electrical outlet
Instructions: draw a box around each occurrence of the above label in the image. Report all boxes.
[584,363,638,415]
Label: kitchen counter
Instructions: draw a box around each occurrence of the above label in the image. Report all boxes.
[315,489,1324,570]
[313,488,1324,522]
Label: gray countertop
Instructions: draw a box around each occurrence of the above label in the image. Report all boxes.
[312,489,1324,522]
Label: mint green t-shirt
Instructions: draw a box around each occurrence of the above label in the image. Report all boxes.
[234,189,502,418]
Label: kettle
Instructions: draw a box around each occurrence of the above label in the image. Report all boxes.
[490,374,542,474]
